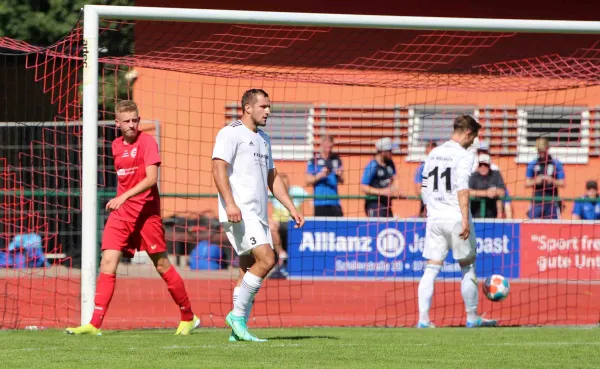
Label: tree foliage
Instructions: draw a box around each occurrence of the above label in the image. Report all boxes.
[0,0,135,116]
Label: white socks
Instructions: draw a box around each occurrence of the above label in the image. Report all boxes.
[232,272,262,318]
[418,264,441,323]
[233,286,254,322]
[461,263,479,322]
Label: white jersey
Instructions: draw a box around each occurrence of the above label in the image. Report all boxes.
[212,120,275,225]
[421,140,475,221]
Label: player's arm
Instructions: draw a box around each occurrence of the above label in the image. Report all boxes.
[211,129,241,222]
[544,161,566,187]
[456,153,475,240]
[305,161,328,186]
[268,168,304,228]
[524,162,541,187]
[360,161,387,196]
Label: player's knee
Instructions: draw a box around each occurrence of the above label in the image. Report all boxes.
[458,257,475,268]
[149,252,172,275]
[256,248,276,270]
[99,250,120,274]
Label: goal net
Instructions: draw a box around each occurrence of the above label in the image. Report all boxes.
[1,6,599,329]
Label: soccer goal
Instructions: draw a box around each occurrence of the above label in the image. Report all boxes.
[1,5,600,329]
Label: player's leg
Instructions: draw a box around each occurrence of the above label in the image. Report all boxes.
[417,222,447,328]
[452,221,497,328]
[230,254,255,341]
[66,217,130,335]
[224,220,273,342]
[142,215,199,335]
[269,218,287,264]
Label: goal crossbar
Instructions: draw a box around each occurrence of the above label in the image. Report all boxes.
[80,4,600,325]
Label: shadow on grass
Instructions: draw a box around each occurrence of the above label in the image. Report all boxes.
[266,335,339,341]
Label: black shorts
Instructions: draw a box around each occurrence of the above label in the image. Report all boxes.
[314,205,344,217]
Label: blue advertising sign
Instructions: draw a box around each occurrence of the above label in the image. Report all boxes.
[287,219,520,279]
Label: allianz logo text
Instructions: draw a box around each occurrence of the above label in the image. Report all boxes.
[298,228,511,258]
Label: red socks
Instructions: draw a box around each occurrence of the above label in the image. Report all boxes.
[90,273,116,329]
[162,266,194,321]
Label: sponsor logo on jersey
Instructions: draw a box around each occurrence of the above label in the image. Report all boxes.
[117,166,138,176]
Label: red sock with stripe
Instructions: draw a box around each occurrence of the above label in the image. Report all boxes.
[162,266,194,321]
[90,272,116,329]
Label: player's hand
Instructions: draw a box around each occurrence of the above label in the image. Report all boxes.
[226,203,242,223]
[459,219,470,240]
[317,167,330,179]
[535,175,545,184]
[289,209,305,228]
[105,195,127,211]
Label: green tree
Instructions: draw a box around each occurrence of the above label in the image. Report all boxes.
[0,0,135,116]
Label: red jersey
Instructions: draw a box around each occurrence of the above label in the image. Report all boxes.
[110,131,161,222]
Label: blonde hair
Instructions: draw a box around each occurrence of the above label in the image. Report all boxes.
[115,100,139,115]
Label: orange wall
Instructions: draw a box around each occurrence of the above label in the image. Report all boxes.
[130,68,600,220]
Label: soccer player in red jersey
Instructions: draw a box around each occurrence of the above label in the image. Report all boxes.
[66,100,199,335]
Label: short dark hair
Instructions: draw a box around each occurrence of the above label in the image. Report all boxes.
[241,89,269,111]
[426,141,437,149]
[453,115,481,135]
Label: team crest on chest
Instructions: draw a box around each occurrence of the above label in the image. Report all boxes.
[131,148,138,158]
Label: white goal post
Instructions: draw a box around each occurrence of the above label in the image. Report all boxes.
[80,4,600,324]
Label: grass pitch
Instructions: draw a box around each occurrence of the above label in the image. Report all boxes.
[0,327,597,368]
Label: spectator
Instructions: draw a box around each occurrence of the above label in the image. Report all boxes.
[471,140,499,171]
[360,137,402,217]
[414,141,437,217]
[472,140,513,218]
[306,135,344,217]
[572,180,600,220]
[525,137,565,219]
[469,154,507,218]
[269,173,308,277]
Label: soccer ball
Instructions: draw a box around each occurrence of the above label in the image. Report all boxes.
[482,274,510,302]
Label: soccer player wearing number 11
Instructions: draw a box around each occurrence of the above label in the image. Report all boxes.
[212,89,305,342]
[418,115,497,328]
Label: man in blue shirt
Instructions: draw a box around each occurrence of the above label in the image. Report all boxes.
[525,137,565,219]
[360,137,402,217]
[414,141,437,217]
[572,180,600,220]
[306,135,344,217]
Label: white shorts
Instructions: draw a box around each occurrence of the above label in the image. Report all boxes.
[423,220,477,262]
[222,219,273,256]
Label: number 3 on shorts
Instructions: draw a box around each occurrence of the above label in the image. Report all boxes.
[250,237,256,245]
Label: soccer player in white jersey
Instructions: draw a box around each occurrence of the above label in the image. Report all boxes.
[417,115,497,328]
[212,89,305,342]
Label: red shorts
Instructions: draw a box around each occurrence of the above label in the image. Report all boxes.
[101,214,167,258]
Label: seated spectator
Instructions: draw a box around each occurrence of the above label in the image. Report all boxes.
[471,140,499,171]
[414,141,437,217]
[360,137,402,217]
[469,154,507,218]
[269,173,308,277]
[472,140,513,218]
[572,180,600,220]
[525,137,565,219]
